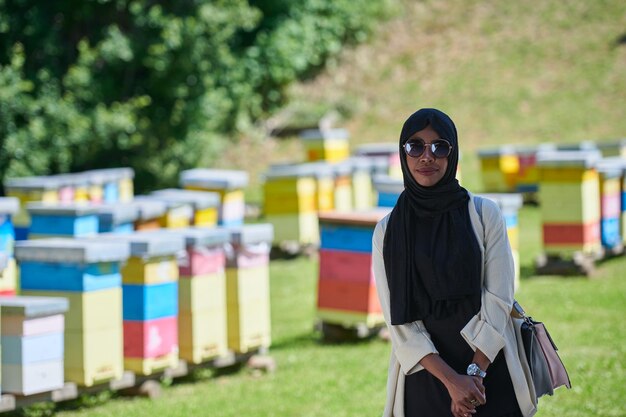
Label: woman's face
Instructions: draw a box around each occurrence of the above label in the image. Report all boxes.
[404,124,449,187]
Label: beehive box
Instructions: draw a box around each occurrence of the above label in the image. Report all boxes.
[3,176,61,240]
[479,193,524,290]
[26,203,100,239]
[98,232,183,375]
[478,146,519,193]
[300,128,350,163]
[537,150,602,257]
[372,175,404,208]
[224,224,273,353]
[0,197,19,257]
[95,203,139,234]
[130,199,167,231]
[86,168,135,203]
[133,196,193,229]
[317,209,390,328]
[263,164,319,245]
[150,189,220,227]
[353,143,402,179]
[16,239,129,386]
[180,169,249,227]
[596,158,624,252]
[515,144,557,195]
[157,228,230,363]
[348,157,374,210]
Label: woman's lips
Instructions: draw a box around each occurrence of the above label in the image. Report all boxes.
[416,167,438,176]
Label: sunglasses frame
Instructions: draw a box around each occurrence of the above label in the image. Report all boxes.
[403,138,453,159]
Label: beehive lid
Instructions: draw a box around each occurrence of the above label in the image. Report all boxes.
[130,199,167,221]
[98,232,185,257]
[133,195,193,218]
[180,169,249,190]
[95,203,140,224]
[26,202,100,216]
[329,161,352,176]
[514,143,557,157]
[353,142,398,157]
[595,157,626,177]
[318,208,392,226]
[556,140,598,151]
[225,224,274,245]
[477,145,517,157]
[150,189,220,209]
[0,196,19,215]
[372,175,404,193]
[347,157,374,173]
[0,296,69,317]
[56,173,90,187]
[536,150,601,168]
[15,238,130,263]
[263,163,318,179]
[139,227,230,248]
[479,193,524,212]
[3,176,62,191]
[299,128,349,140]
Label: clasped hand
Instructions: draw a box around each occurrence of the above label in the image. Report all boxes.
[447,374,486,417]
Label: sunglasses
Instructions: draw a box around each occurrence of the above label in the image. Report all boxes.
[403,138,453,159]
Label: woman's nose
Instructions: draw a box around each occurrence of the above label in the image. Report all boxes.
[419,145,435,161]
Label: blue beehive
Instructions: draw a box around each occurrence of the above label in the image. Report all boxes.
[372,175,404,208]
[27,203,100,238]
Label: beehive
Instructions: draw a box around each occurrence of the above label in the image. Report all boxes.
[317,209,390,328]
[16,239,129,386]
[85,168,135,203]
[263,163,319,246]
[26,203,99,239]
[130,199,167,231]
[99,232,184,376]
[0,296,68,395]
[300,129,350,163]
[180,169,249,227]
[133,196,193,230]
[537,150,602,257]
[150,189,220,228]
[479,194,524,291]
[224,224,273,354]
[348,157,374,210]
[3,176,61,240]
[596,158,624,252]
[478,146,519,193]
[373,175,404,208]
[145,228,230,363]
[353,143,402,179]
[95,203,140,234]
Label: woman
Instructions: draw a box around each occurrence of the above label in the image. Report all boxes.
[372,108,536,417]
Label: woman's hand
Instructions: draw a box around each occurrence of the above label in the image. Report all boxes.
[445,374,486,417]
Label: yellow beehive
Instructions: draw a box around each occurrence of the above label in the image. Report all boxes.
[0,258,17,294]
[225,225,273,353]
[122,256,178,285]
[537,151,602,257]
[478,146,519,192]
[179,309,228,364]
[150,189,220,227]
[65,326,124,386]
[124,351,178,376]
[3,177,60,230]
[300,129,350,163]
[331,162,353,212]
[349,158,374,210]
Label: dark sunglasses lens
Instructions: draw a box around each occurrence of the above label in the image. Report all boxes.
[405,141,425,157]
[432,141,451,158]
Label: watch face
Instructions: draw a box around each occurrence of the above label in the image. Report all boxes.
[467,364,478,375]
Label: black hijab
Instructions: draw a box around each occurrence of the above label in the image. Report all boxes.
[382,108,481,325]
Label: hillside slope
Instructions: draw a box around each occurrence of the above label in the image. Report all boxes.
[290,0,626,150]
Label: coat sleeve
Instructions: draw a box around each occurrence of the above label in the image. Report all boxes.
[373,217,439,375]
[460,198,516,362]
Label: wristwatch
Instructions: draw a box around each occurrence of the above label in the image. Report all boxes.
[466,363,487,378]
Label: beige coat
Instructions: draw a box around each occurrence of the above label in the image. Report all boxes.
[372,193,537,417]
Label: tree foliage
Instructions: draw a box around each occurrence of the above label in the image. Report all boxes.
[0,0,394,192]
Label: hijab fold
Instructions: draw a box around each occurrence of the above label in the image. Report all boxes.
[382,108,481,325]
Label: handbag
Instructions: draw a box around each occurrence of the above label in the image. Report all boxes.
[511,300,571,398]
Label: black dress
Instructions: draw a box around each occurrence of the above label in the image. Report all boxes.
[403,296,522,417]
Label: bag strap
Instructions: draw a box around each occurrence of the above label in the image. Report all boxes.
[476,195,526,320]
